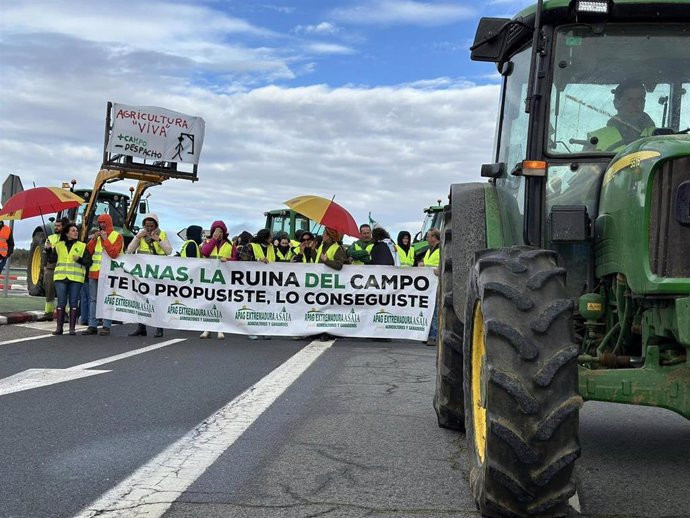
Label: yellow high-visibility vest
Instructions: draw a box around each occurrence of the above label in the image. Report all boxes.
[137,230,168,255]
[250,243,276,262]
[351,242,374,265]
[180,240,201,258]
[423,246,440,267]
[276,248,294,262]
[90,230,122,274]
[397,246,415,267]
[54,241,86,282]
[587,125,655,153]
[47,234,60,246]
[208,241,233,260]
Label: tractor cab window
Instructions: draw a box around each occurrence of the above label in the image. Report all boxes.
[295,215,310,232]
[269,215,286,234]
[75,198,126,232]
[495,44,531,244]
[549,24,690,155]
[419,210,442,240]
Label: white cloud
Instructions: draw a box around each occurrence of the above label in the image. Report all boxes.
[0,0,500,250]
[304,42,357,55]
[332,0,475,26]
[294,22,341,35]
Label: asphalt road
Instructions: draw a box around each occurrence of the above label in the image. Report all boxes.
[0,323,687,518]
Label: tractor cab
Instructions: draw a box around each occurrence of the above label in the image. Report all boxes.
[265,209,313,240]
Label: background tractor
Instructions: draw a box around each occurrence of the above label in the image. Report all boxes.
[412,200,444,261]
[27,101,201,296]
[264,209,314,240]
[434,1,690,517]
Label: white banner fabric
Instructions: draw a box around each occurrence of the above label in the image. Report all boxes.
[107,103,205,164]
[96,255,438,340]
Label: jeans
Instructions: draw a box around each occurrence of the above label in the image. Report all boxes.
[79,281,90,324]
[55,280,82,310]
[429,305,438,340]
[0,257,7,276]
[89,278,112,329]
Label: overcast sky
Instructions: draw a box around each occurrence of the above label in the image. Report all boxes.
[1,0,531,248]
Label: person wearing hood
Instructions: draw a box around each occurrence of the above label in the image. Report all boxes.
[127,213,170,338]
[46,222,92,336]
[179,225,203,258]
[396,231,414,267]
[82,214,124,336]
[242,229,276,263]
[275,232,294,262]
[319,228,346,270]
[126,213,172,256]
[201,220,233,261]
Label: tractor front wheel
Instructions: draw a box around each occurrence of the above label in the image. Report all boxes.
[464,247,581,517]
[27,231,45,297]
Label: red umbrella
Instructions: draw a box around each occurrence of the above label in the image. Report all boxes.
[284,195,359,237]
[0,187,84,220]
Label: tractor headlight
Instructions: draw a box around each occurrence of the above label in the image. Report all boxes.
[575,0,610,14]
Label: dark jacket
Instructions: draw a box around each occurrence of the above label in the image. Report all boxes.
[370,241,395,265]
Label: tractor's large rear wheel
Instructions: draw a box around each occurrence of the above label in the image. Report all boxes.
[27,231,45,297]
[464,247,581,518]
[433,205,465,430]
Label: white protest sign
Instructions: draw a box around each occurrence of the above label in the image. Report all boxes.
[97,255,438,341]
[107,103,205,164]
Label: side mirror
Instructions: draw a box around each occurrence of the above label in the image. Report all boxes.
[413,231,422,243]
[470,17,511,62]
[139,202,147,214]
[48,217,55,223]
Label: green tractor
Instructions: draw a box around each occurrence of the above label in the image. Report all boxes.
[265,209,314,240]
[434,1,689,517]
[26,183,150,296]
[412,200,444,261]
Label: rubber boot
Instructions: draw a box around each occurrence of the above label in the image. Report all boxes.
[44,301,55,321]
[52,308,65,335]
[68,308,78,335]
[153,328,164,338]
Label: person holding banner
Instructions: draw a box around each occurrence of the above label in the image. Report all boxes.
[179,225,203,258]
[46,223,92,336]
[42,217,69,320]
[82,214,123,336]
[418,228,441,345]
[319,228,346,270]
[370,227,398,266]
[275,234,294,262]
[201,220,233,261]
[292,231,319,263]
[347,224,374,265]
[127,213,170,338]
[243,229,276,263]
[396,231,415,267]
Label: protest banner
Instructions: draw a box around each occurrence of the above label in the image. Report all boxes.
[97,255,438,340]
[106,103,205,164]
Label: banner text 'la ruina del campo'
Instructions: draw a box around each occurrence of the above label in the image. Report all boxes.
[97,255,438,340]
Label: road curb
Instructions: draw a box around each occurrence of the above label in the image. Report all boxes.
[0,310,48,326]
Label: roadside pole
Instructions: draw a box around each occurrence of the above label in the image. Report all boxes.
[2,174,24,298]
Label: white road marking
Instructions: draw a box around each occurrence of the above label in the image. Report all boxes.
[0,334,53,347]
[569,490,581,513]
[0,368,111,397]
[0,338,187,397]
[74,339,335,518]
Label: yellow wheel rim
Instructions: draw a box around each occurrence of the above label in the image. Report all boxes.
[472,302,487,463]
[31,245,42,285]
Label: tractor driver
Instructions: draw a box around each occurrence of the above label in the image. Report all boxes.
[587,81,656,153]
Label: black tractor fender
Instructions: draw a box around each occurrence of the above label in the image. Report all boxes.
[446,182,503,325]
